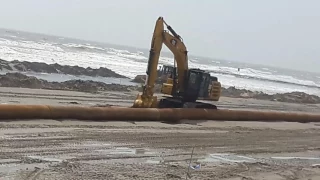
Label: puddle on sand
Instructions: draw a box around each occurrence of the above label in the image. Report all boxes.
[195,153,320,166]
[145,159,163,164]
[312,164,320,167]
[78,142,112,147]
[95,147,155,155]
[141,153,257,165]
[0,159,21,164]
[0,163,50,174]
[271,156,320,160]
[198,153,256,164]
[2,136,71,140]
[27,156,64,163]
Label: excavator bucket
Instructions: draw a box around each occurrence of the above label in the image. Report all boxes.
[132,94,143,108]
[132,94,158,108]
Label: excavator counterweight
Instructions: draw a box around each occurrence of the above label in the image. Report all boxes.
[132,17,221,109]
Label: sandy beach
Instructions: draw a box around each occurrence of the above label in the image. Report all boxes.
[0,87,319,179]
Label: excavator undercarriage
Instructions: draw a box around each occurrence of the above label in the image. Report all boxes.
[158,97,217,109]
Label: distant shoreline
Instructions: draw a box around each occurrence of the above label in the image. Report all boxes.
[0,58,319,91]
[0,59,319,104]
[0,70,319,104]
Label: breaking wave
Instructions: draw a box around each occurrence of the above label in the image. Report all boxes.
[0,32,319,96]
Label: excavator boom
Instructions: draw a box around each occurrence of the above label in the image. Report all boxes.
[133,17,187,108]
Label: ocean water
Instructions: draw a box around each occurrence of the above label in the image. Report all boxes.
[0,29,319,96]
[0,71,138,86]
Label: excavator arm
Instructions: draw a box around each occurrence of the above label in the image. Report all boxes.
[162,31,188,93]
[132,17,188,108]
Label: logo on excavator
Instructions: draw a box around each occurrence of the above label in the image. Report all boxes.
[170,39,177,46]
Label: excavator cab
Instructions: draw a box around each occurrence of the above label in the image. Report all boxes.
[158,65,174,77]
[183,69,206,102]
[198,71,211,98]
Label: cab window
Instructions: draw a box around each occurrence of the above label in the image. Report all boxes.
[189,72,197,84]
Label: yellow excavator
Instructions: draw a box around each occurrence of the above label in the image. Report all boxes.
[133,17,221,109]
[158,64,221,102]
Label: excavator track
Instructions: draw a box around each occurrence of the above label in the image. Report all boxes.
[158,97,217,109]
[183,101,217,109]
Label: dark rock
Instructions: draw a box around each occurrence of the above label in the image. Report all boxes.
[0,60,13,71]
[0,72,138,93]
[0,59,126,78]
[273,91,320,104]
[0,72,47,89]
[133,75,146,84]
[221,86,320,104]
[132,74,169,84]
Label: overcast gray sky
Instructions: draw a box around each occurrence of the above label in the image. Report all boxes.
[0,0,319,72]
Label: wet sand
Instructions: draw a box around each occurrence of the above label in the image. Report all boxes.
[0,87,320,179]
